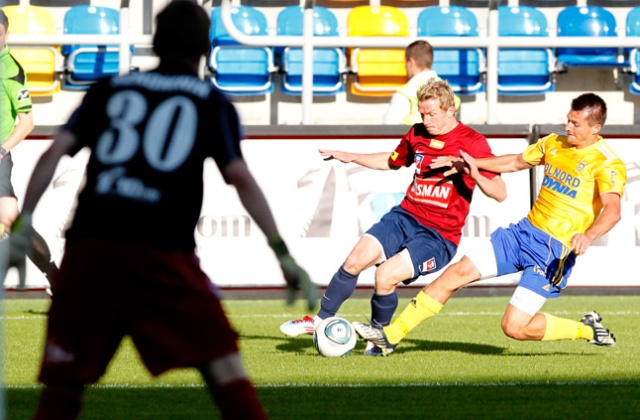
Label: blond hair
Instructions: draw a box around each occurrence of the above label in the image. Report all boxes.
[416,79,456,111]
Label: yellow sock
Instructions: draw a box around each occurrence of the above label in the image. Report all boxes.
[384,292,443,344]
[542,313,592,341]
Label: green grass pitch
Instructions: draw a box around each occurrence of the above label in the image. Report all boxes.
[3,295,640,419]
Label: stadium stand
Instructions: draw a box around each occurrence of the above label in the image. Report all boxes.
[346,5,410,97]
[276,6,346,95]
[496,5,555,95]
[208,5,276,95]
[626,6,640,94]
[555,5,628,70]
[2,5,60,96]
[417,5,485,95]
[61,5,128,90]
[6,0,640,126]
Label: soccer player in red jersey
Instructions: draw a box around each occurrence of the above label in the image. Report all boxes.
[280,78,506,355]
[9,2,315,418]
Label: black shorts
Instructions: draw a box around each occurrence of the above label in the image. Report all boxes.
[0,153,17,198]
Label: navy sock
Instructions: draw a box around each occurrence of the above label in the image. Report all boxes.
[371,292,399,328]
[318,267,358,319]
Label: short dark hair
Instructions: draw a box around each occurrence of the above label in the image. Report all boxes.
[571,93,608,126]
[406,40,433,70]
[0,9,8,31]
[153,0,211,61]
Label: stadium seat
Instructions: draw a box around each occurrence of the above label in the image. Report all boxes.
[209,6,276,95]
[62,5,131,90]
[626,6,640,94]
[347,6,410,97]
[497,5,555,95]
[556,6,626,70]
[417,6,485,95]
[2,5,60,96]
[276,6,346,95]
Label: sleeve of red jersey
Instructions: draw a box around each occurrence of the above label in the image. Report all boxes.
[389,130,415,168]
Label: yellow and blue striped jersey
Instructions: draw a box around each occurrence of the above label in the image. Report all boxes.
[523,132,626,247]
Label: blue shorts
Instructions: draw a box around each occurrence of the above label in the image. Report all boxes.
[366,206,457,284]
[491,218,576,298]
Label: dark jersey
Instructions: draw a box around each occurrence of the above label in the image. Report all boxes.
[390,122,497,246]
[64,66,243,250]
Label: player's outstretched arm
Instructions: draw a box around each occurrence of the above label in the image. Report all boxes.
[223,158,318,310]
[319,149,394,171]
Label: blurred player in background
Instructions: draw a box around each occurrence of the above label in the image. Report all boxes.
[280,79,506,355]
[9,2,316,418]
[382,40,461,125]
[354,92,625,355]
[0,8,57,289]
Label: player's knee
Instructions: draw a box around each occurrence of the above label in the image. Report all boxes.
[373,274,396,294]
[342,255,368,275]
[501,319,526,340]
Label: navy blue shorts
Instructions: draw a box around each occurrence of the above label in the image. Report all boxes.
[366,206,457,284]
[491,218,576,298]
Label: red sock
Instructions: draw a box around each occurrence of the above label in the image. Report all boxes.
[211,379,268,420]
[32,385,83,420]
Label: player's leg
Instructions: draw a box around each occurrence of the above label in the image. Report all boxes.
[369,249,412,328]
[502,222,615,346]
[279,234,383,338]
[355,237,501,355]
[0,194,57,288]
[32,383,85,420]
[197,354,267,420]
[504,287,614,345]
[28,227,58,279]
[502,287,592,341]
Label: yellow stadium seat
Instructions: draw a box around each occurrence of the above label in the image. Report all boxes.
[347,6,409,97]
[2,5,60,96]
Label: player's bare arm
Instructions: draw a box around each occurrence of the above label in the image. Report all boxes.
[1,111,34,157]
[319,149,395,170]
[21,129,77,215]
[571,192,622,256]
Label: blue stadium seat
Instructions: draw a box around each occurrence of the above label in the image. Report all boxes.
[417,6,485,95]
[626,6,640,94]
[62,5,129,90]
[556,6,626,69]
[209,6,276,95]
[497,5,555,95]
[276,6,346,95]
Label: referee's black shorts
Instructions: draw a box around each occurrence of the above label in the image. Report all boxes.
[0,153,17,198]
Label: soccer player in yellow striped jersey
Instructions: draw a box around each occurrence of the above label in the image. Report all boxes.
[353,92,626,354]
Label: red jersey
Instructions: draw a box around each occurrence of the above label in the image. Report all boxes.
[390,122,497,246]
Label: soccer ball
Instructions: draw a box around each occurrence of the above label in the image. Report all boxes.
[313,317,357,357]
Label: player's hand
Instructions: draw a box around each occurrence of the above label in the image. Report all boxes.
[319,149,353,163]
[278,254,318,311]
[459,151,480,179]
[269,234,318,311]
[430,155,465,177]
[571,232,594,256]
[7,213,33,289]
